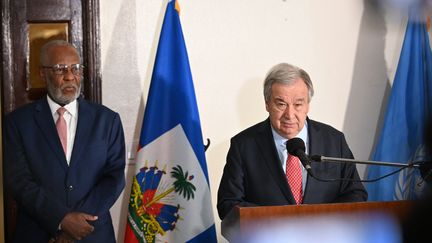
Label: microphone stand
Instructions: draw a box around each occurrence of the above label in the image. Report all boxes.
[311,155,421,168]
[307,155,426,183]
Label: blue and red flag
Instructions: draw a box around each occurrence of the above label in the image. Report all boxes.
[124,1,217,242]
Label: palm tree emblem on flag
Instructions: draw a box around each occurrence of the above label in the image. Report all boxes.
[127,162,196,243]
[124,1,217,241]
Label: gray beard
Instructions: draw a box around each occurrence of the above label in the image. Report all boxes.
[47,82,81,105]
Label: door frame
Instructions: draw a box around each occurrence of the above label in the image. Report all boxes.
[0,0,101,241]
[1,0,102,113]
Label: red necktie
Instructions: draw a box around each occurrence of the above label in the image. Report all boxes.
[56,107,67,155]
[286,155,303,204]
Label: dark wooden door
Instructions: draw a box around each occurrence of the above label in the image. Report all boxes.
[1,0,101,241]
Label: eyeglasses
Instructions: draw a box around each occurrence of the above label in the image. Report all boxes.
[42,64,84,76]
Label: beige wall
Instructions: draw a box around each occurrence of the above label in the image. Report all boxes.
[100,1,408,242]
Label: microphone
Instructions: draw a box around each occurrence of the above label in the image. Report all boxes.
[286,141,424,183]
[286,138,313,174]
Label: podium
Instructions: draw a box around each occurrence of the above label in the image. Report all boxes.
[221,201,413,241]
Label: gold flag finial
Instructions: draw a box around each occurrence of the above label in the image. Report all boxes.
[427,16,431,31]
[175,0,181,15]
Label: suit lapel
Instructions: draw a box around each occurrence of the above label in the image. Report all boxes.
[70,98,93,166]
[255,119,296,204]
[33,99,68,169]
[303,118,323,203]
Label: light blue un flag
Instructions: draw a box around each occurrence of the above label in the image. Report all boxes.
[366,18,432,201]
[124,1,218,242]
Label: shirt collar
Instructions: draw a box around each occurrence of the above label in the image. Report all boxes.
[271,121,309,150]
[47,95,78,117]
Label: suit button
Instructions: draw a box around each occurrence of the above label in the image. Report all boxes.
[68,185,73,191]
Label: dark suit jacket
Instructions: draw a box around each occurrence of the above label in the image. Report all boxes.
[217,118,367,219]
[3,97,126,242]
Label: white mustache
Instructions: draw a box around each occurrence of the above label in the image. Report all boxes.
[61,83,78,90]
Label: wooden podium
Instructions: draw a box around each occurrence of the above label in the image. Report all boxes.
[221,201,413,241]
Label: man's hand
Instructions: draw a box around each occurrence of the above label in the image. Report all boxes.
[48,232,75,243]
[60,212,98,240]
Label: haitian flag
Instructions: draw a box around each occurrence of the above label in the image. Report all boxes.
[366,18,432,201]
[124,1,217,242]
